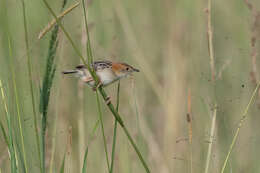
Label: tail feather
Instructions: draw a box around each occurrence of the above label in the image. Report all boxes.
[62,70,77,74]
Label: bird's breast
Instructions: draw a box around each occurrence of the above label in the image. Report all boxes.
[96,68,118,86]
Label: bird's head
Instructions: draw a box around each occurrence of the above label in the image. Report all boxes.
[112,62,139,78]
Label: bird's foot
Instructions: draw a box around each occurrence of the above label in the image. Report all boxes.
[92,81,102,91]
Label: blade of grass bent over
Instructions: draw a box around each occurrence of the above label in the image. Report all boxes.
[38,2,80,39]
[42,1,150,172]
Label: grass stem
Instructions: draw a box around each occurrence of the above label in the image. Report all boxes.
[110,82,120,173]
[96,92,110,171]
[82,0,110,171]
[204,0,217,172]
[8,37,28,173]
[221,82,260,173]
[20,0,42,171]
[204,104,217,173]
[0,79,17,173]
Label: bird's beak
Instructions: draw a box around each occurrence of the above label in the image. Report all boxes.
[133,68,140,72]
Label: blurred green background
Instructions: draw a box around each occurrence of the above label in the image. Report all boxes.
[1,0,260,172]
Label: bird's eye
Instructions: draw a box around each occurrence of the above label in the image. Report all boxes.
[126,67,129,71]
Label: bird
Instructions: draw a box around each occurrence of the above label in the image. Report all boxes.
[62,60,140,90]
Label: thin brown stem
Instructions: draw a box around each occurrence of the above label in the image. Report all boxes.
[38,2,80,39]
[187,88,192,173]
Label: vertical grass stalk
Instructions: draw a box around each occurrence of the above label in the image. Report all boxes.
[82,0,93,65]
[187,89,193,173]
[204,0,217,172]
[8,37,28,173]
[96,93,110,171]
[82,0,110,171]
[59,153,66,173]
[81,147,88,173]
[81,119,100,173]
[39,25,58,173]
[110,82,120,173]
[206,0,215,82]
[20,0,42,171]
[39,1,68,172]
[204,104,217,173]
[0,80,17,173]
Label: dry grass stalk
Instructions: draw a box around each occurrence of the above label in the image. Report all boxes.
[204,0,217,172]
[187,88,193,173]
[244,0,260,106]
[206,0,216,82]
[187,88,192,145]
[38,2,80,39]
[204,105,217,173]
[244,0,260,83]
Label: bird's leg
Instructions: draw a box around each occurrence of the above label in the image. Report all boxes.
[105,96,111,105]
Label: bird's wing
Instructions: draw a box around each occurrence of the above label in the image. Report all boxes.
[93,60,112,71]
[75,60,112,71]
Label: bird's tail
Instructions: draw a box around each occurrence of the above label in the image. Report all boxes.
[62,70,78,74]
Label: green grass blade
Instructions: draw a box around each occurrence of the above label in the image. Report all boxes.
[81,147,89,173]
[20,0,42,171]
[96,93,110,171]
[82,0,110,171]
[0,79,17,173]
[49,84,62,173]
[81,119,100,173]
[39,1,68,172]
[8,37,28,173]
[59,153,66,173]
[82,0,94,65]
[221,82,260,173]
[0,120,9,147]
[110,82,120,173]
[14,137,26,173]
[82,0,110,170]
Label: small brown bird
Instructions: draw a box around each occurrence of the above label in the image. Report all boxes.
[62,60,139,89]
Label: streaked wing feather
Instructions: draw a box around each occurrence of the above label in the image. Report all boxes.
[75,60,112,71]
